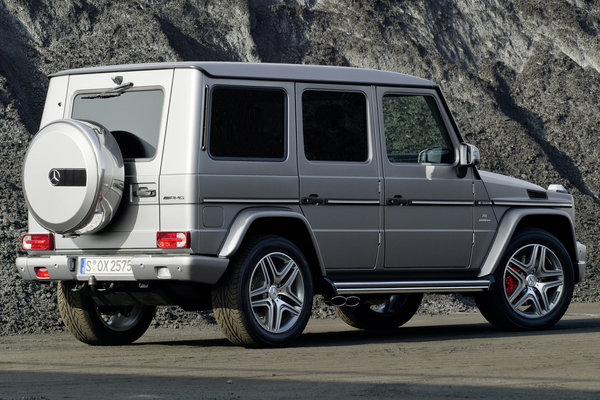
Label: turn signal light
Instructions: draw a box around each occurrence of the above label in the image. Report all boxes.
[157,232,190,249]
[34,267,50,279]
[22,234,54,251]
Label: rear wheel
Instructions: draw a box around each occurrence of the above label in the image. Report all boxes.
[212,236,313,347]
[57,282,155,345]
[335,293,423,330]
[476,229,574,330]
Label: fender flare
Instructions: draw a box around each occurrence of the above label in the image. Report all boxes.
[477,208,577,278]
[217,207,327,276]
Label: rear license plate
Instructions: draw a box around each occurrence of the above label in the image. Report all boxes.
[79,258,132,275]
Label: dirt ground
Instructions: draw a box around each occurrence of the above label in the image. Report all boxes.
[1,303,599,400]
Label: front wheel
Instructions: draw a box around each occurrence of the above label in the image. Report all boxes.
[57,282,155,345]
[335,293,423,330]
[476,229,574,330]
[211,236,314,347]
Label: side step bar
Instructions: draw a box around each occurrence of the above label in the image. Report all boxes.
[332,279,492,295]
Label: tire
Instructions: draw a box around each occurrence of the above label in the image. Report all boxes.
[57,282,155,345]
[335,293,423,330]
[476,229,574,330]
[211,236,314,347]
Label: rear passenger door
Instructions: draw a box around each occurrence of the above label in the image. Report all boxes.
[297,84,382,270]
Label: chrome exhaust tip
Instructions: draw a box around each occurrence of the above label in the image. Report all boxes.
[345,296,360,307]
[329,295,361,307]
[330,295,347,307]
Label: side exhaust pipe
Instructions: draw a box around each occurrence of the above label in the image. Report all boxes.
[345,296,361,307]
[329,295,361,307]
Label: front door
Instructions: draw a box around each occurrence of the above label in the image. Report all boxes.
[378,87,474,268]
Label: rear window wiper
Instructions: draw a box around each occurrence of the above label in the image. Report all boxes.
[81,82,134,99]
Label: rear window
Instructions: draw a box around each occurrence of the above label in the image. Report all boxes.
[72,89,164,159]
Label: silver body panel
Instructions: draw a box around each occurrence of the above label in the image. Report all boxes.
[18,62,586,295]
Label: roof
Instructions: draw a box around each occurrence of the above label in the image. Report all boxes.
[49,62,437,87]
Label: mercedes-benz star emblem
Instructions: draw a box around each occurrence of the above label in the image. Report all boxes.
[49,169,61,186]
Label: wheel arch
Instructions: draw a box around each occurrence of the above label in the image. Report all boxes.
[478,208,580,281]
[218,208,327,292]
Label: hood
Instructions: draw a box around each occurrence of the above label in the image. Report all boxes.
[478,170,573,204]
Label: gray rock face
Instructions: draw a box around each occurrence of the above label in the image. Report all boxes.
[1,0,599,334]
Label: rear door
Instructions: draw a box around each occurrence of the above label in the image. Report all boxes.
[57,69,174,251]
[297,83,382,270]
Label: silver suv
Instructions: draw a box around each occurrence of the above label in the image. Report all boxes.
[17,62,586,347]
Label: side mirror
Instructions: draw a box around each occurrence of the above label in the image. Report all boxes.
[459,143,480,167]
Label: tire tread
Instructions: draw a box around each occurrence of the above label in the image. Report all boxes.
[57,282,155,345]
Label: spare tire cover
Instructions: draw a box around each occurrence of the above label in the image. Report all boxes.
[23,119,124,234]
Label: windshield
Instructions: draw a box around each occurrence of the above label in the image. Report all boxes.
[72,89,164,159]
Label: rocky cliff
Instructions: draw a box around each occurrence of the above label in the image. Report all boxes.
[1,0,598,334]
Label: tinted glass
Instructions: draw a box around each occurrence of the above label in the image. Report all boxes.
[209,87,285,159]
[302,90,368,162]
[73,89,163,159]
[382,95,454,164]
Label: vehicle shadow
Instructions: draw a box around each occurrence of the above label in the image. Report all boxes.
[296,317,600,347]
[140,317,600,348]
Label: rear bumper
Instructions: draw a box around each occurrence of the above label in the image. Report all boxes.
[16,254,229,285]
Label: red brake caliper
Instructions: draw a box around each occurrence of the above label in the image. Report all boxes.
[504,265,519,296]
[505,276,517,295]
[505,265,519,295]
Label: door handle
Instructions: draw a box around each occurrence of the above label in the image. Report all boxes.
[302,194,326,205]
[135,187,156,198]
[387,195,408,206]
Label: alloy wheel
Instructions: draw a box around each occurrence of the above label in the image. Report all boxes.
[503,244,565,319]
[248,252,305,333]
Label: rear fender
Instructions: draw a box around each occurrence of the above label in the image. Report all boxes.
[218,207,326,276]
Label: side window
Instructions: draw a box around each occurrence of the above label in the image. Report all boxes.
[302,90,368,162]
[382,95,454,164]
[209,87,286,160]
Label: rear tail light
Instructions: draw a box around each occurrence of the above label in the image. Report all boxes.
[22,233,54,251]
[157,232,190,249]
[34,267,50,279]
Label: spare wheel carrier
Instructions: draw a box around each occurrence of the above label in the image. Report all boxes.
[23,119,124,235]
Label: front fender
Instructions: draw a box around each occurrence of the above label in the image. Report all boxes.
[477,208,577,278]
